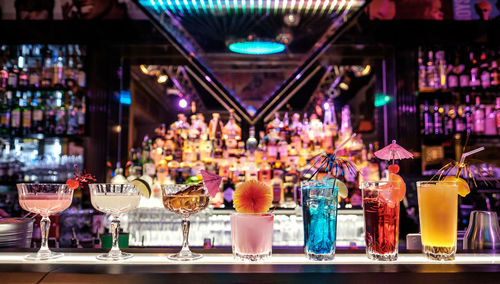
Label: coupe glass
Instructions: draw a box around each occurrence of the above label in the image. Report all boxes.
[89,183,141,261]
[17,183,74,260]
[161,184,210,261]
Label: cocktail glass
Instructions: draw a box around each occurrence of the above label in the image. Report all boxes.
[301,179,338,261]
[231,213,274,262]
[17,183,73,260]
[361,181,400,261]
[417,180,458,261]
[89,183,141,261]
[161,184,210,261]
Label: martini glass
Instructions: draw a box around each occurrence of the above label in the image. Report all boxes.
[161,184,210,261]
[89,184,141,261]
[17,183,74,260]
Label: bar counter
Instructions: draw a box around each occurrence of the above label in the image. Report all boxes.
[1,249,499,283]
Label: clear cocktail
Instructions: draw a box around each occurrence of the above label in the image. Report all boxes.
[417,180,458,260]
[361,181,400,261]
[89,183,141,261]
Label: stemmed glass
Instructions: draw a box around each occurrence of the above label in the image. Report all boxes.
[17,183,74,260]
[161,184,210,261]
[89,184,141,261]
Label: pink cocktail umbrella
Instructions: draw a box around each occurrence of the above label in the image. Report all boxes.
[200,170,222,198]
[375,140,413,164]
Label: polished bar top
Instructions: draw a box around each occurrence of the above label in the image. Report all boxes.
[1,250,499,283]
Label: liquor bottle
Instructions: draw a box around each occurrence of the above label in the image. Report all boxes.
[422,101,433,135]
[309,114,324,149]
[484,105,497,136]
[455,105,466,133]
[432,99,443,135]
[289,113,303,150]
[490,61,499,87]
[223,177,235,209]
[473,96,485,135]
[65,51,76,88]
[258,157,272,183]
[464,95,473,133]
[270,169,283,207]
[141,140,156,186]
[458,48,470,88]
[479,50,490,89]
[495,97,500,134]
[323,103,337,153]
[418,47,427,89]
[7,59,18,88]
[447,51,459,88]
[469,51,480,88]
[0,92,10,134]
[54,91,67,135]
[443,105,454,135]
[0,57,8,88]
[53,49,65,87]
[76,55,86,88]
[426,50,438,89]
[435,50,447,89]
[367,144,380,181]
[223,109,242,141]
[77,95,86,135]
[21,91,32,136]
[44,93,56,135]
[283,163,299,208]
[246,126,258,155]
[17,49,28,87]
[67,94,79,135]
[29,59,41,88]
[42,47,53,87]
[255,131,266,164]
[301,113,310,150]
[10,92,21,136]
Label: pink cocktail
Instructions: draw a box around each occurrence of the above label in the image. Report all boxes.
[231,213,273,261]
[17,183,73,260]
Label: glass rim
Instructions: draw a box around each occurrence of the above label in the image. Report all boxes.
[230,212,274,217]
[17,183,67,186]
[416,180,458,186]
[163,194,210,197]
[88,183,135,186]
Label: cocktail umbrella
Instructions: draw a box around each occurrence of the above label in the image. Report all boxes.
[200,170,222,198]
[375,140,413,164]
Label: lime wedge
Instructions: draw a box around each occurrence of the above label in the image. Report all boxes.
[132,178,152,198]
[335,180,348,198]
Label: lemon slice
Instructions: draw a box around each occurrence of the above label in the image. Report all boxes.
[443,176,470,197]
[131,178,152,198]
[335,180,348,198]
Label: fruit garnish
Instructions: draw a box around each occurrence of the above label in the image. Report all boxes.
[388,164,400,174]
[200,170,223,198]
[233,180,273,213]
[131,178,152,198]
[335,180,348,198]
[66,166,96,190]
[387,173,406,202]
[443,176,470,197]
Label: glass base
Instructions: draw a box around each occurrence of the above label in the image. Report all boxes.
[305,250,335,261]
[25,251,63,261]
[367,251,398,261]
[168,252,203,261]
[423,245,455,261]
[233,251,272,262]
[96,252,134,261]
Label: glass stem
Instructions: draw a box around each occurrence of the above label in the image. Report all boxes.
[180,216,191,255]
[39,216,50,254]
[110,217,121,256]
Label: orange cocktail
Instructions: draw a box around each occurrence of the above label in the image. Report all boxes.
[417,180,458,260]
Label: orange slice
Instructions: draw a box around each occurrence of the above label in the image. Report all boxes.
[443,176,470,197]
[388,173,406,202]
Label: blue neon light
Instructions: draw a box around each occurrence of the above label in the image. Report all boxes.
[120,91,132,105]
[228,40,285,55]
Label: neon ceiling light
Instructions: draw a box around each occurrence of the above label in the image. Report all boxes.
[228,40,286,55]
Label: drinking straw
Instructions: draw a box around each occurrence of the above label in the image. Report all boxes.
[456,147,485,178]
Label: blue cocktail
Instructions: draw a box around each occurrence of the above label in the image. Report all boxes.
[301,179,338,261]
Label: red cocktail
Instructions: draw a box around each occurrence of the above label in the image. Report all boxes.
[361,181,401,261]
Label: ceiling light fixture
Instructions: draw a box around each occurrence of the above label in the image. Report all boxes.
[228,38,285,55]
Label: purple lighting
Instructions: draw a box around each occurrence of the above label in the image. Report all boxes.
[323,102,330,110]
[205,75,212,82]
[179,98,188,108]
[295,73,302,80]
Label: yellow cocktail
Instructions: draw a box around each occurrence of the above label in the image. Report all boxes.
[417,180,458,260]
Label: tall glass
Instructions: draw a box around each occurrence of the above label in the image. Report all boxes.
[231,213,274,262]
[361,181,400,261]
[17,183,73,260]
[89,183,141,261]
[161,184,210,261]
[301,179,338,261]
[417,180,458,261]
